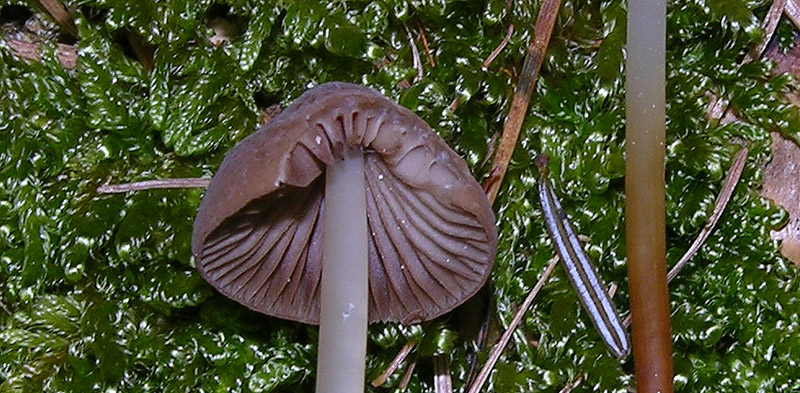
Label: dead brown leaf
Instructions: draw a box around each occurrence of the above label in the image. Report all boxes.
[760,132,800,266]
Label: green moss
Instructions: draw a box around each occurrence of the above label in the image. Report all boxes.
[2,0,799,391]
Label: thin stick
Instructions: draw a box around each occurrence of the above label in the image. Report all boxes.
[371,340,417,387]
[622,146,748,328]
[447,22,513,113]
[743,0,786,63]
[466,258,558,393]
[398,355,417,390]
[418,23,436,67]
[96,178,211,193]
[482,24,515,70]
[484,0,563,203]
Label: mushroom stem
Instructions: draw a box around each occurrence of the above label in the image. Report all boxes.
[316,145,369,393]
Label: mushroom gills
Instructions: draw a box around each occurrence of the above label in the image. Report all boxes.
[192,82,497,325]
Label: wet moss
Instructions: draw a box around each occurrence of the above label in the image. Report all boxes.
[1,0,799,391]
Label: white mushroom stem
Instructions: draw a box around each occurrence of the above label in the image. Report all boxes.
[316,145,370,393]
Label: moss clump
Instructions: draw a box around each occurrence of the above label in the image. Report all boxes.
[1,0,799,391]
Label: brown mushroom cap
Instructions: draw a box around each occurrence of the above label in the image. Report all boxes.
[192,82,497,324]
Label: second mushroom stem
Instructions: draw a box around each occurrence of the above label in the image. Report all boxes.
[316,145,370,393]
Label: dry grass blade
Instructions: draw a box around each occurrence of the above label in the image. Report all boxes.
[371,340,417,387]
[666,146,749,282]
[399,355,417,390]
[786,0,800,29]
[484,0,563,203]
[482,24,515,70]
[0,299,10,315]
[743,0,786,63]
[418,22,436,67]
[97,178,212,193]
[466,258,558,393]
[448,23,515,113]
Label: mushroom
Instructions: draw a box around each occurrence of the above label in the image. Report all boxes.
[191,82,497,392]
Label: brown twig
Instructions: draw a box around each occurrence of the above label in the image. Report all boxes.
[484,0,563,203]
[37,0,77,37]
[398,355,417,390]
[447,23,514,113]
[371,340,418,387]
[743,0,786,64]
[607,282,618,299]
[466,258,558,393]
[482,24,515,70]
[96,178,211,193]
[417,22,435,68]
[622,146,749,328]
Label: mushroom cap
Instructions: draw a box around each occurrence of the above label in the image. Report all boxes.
[192,82,497,325]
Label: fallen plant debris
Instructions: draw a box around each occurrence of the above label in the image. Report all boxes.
[3,1,800,392]
[760,133,800,265]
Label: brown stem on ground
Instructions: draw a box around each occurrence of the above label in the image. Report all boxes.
[398,355,417,390]
[558,375,585,393]
[484,0,563,203]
